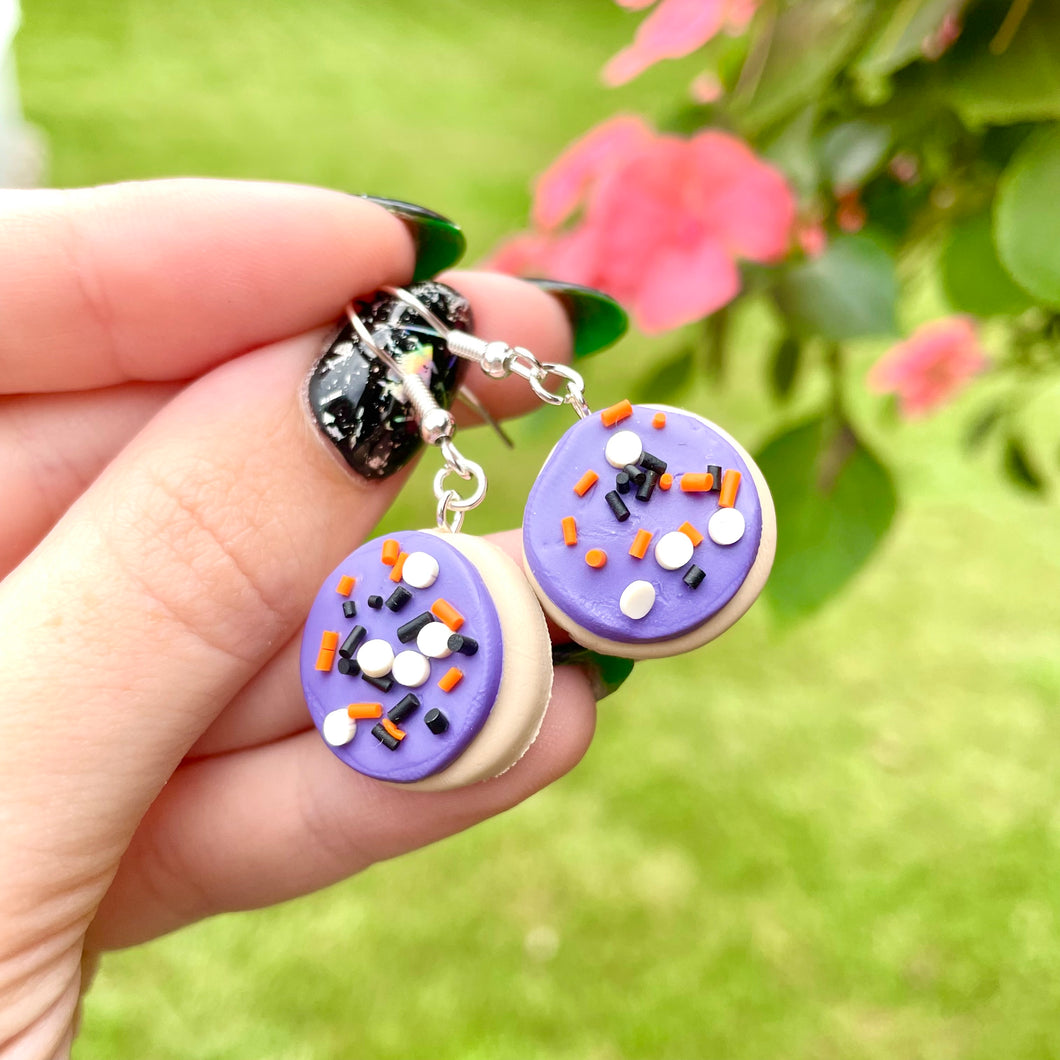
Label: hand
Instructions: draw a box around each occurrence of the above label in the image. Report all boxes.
[0,180,596,1057]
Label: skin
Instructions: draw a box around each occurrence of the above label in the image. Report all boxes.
[0,180,596,1059]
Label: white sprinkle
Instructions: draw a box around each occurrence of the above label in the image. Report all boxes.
[392,650,431,688]
[620,580,656,620]
[417,620,453,659]
[322,708,357,747]
[356,639,395,678]
[654,530,695,571]
[708,507,745,546]
[402,551,440,589]
[604,429,643,469]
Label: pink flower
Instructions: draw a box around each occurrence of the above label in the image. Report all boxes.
[602,0,758,86]
[487,118,796,333]
[868,317,988,417]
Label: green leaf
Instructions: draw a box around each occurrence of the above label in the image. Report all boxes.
[757,415,897,619]
[941,1,1060,126]
[995,128,1060,307]
[941,212,1034,316]
[761,105,820,199]
[855,0,969,78]
[769,336,801,401]
[963,402,1004,452]
[632,348,695,404]
[733,0,876,135]
[818,121,891,191]
[1003,436,1046,493]
[773,233,899,341]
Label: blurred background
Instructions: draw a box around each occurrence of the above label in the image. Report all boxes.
[11,0,1060,1057]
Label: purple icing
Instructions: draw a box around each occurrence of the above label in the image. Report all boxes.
[301,530,504,782]
[523,404,763,644]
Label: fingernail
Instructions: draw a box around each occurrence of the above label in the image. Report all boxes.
[307,281,473,480]
[360,196,466,281]
[551,642,634,701]
[524,278,628,359]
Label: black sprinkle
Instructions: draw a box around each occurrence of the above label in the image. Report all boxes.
[397,611,434,644]
[342,599,357,619]
[448,634,479,656]
[706,464,722,490]
[338,624,366,658]
[639,451,667,475]
[388,693,420,723]
[362,672,395,693]
[337,656,361,676]
[623,463,646,486]
[385,585,413,612]
[683,564,706,589]
[635,469,658,502]
[615,471,631,495]
[371,723,400,750]
[367,594,384,609]
[424,708,449,735]
[605,490,630,522]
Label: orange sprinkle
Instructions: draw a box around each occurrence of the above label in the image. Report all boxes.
[585,548,607,569]
[629,529,653,559]
[431,598,466,632]
[562,516,578,547]
[347,702,383,720]
[680,472,714,493]
[719,469,741,508]
[390,551,408,582]
[679,521,704,547]
[381,538,400,566]
[335,574,355,596]
[600,399,633,427]
[381,717,406,741]
[659,472,673,491]
[438,666,464,693]
[573,469,599,497]
[314,648,335,672]
[652,412,667,429]
[320,631,340,651]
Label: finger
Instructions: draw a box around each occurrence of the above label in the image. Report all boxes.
[0,382,178,577]
[89,666,596,950]
[0,179,416,393]
[0,279,576,893]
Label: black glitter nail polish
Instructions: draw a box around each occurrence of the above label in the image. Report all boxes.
[306,281,473,479]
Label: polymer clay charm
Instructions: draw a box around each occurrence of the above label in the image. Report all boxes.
[522,401,776,660]
[301,529,552,791]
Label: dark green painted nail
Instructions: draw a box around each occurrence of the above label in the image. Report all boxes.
[360,196,466,282]
[525,278,628,359]
[551,643,634,701]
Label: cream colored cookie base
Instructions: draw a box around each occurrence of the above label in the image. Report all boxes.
[523,405,777,662]
[402,531,554,792]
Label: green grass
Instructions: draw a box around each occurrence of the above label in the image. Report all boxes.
[16,1,1060,1057]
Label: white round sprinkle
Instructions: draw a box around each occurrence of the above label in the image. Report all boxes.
[604,429,644,469]
[619,580,656,620]
[392,650,431,688]
[654,530,695,571]
[417,620,453,659]
[402,551,440,589]
[708,507,745,546]
[356,639,395,678]
[322,708,357,747]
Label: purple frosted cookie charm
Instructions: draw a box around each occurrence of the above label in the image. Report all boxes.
[301,530,552,790]
[522,401,776,660]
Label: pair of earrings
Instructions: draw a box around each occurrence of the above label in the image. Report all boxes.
[301,282,776,790]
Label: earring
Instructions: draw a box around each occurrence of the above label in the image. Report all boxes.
[301,285,554,792]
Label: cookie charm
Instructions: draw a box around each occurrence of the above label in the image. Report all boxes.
[522,401,776,660]
[301,529,552,791]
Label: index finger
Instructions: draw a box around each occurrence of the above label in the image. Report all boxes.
[0,179,426,393]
